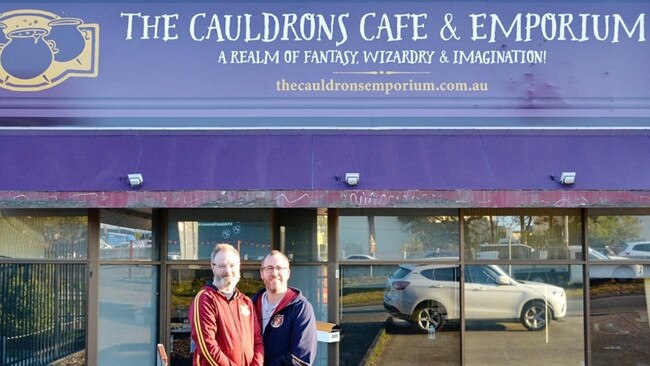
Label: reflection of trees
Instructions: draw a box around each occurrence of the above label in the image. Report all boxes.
[0,216,86,258]
[46,216,87,258]
[398,216,459,254]
[465,214,583,250]
[171,271,264,309]
[588,216,641,248]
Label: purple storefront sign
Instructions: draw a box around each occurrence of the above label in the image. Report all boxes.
[0,1,648,122]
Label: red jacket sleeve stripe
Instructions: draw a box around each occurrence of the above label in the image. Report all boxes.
[192,289,220,366]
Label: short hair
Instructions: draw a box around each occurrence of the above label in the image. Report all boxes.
[211,243,239,263]
[260,250,290,268]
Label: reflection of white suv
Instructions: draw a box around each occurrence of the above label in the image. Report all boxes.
[383,263,567,332]
[582,246,644,280]
[618,241,650,259]
[476,243,537,260]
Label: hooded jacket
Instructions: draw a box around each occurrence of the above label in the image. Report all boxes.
[189,284,264,366]
[251,287,317,366]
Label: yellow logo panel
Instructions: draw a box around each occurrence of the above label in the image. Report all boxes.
[0,9,99,92]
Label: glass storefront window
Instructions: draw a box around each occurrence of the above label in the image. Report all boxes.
[339,209,459,260]
[98,265,158,366]
[588,211,650,365]
[0,209,87,259]
[167,209,271,261]
[100,209,152,261]
[340,263,460,365]
[288,266,329,366]
[464,264,584,365]
[589,270,650,365]
[464,209,582,260]
[276,208,325,262]
[589,212,650,260]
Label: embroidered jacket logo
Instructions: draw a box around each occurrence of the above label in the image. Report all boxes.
[240,305,251,317]
[0,9,99,92]
[270,314,284,328]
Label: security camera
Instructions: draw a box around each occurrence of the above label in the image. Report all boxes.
[344,173,360,186]
[127,173,144,188]
[560,172,576,185]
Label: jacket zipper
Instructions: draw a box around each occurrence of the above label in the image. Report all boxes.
[227,296,245,365]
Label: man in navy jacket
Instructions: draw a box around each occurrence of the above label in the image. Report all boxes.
[252,250,318,366]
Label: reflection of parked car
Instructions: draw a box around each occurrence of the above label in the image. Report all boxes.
[111,240,151,248]
[476,243,537,260]
[383,263,566,332]
[511,246,643,285]
[592,246,618,258]
[585,247,643,281]
[618,241,650,259]
[424,250,459,258]
[344,254,376,260]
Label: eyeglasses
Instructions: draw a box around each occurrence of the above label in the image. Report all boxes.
[261,265,288,273]
[212,262,240,271]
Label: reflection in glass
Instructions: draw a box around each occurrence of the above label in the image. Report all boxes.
[465,265,583,365]
[384,263,459,332]
[590,271,650,366]
[99,265,158,365]
[100,209,152,261]
[342,264,460,365]
[0,263,86,365]
[276,209,325,262]
[0,210,87,259]
[588,214,650,260]
[588,256,644,282]
[339,210,459,260]
[288,266,328,366]
[464,209,582,260]
[289,266,328,322]
[168,221,270,261]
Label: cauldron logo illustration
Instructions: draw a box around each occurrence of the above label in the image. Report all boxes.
[0,10,99,92]
[48,18,86,62]
[2,27,57,79]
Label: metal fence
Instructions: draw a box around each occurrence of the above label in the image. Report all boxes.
[0,263,86,366]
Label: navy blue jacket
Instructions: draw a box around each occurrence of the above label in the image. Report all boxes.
[252,287,317,366]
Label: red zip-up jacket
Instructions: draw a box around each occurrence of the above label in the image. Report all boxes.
[189,284,264,366]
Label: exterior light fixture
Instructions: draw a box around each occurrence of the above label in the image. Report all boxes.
[560,172,576,185]
[127,173,144,188]
[344,173,360,186]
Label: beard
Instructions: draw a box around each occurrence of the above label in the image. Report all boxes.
[215,272,240,291]
[265,276,287,293]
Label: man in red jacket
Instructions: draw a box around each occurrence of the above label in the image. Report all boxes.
[189,243,264,366]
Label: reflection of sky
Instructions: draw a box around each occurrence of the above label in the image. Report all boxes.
[494,216,519,231]
[289,266,329,321]
[274,265,330,366]
[339,216,410,258]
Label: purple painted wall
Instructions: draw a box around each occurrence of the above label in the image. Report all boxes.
[1,130,649,193]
